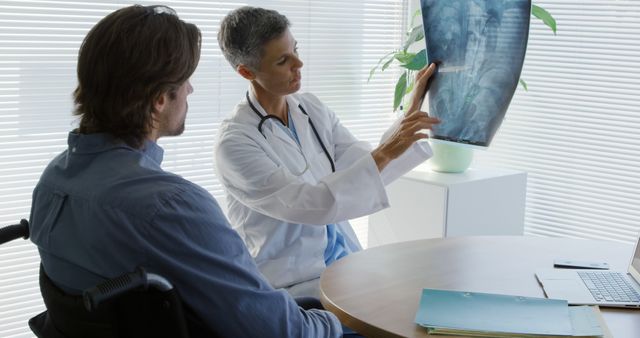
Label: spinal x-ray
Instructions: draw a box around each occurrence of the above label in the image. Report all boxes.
[421,0,531,146]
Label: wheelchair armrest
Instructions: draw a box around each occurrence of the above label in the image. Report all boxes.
[83,267,174,312]
[0,219,29,244]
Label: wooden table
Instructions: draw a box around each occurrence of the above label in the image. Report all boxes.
[319,236,640,338]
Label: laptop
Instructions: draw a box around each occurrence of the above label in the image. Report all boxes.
[536,235,640,308]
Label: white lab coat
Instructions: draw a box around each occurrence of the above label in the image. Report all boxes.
[214,90,432,297]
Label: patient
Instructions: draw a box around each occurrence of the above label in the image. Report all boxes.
[28,5,342,337]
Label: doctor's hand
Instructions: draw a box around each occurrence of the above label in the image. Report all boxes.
[371,112,440,171]
[371,63,440,171]
[371,63,440,172]
[406,63,437,116]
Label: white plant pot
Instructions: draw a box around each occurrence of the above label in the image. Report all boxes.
[427,141,474,173]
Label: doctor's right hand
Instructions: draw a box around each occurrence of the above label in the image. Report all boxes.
[371,63,440,172]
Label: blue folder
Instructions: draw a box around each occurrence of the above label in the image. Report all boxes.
[415,289,574,336]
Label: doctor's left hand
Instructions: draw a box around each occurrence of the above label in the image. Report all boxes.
[371,63,440,171]
[405,63,437,116]
[371,63,440,172]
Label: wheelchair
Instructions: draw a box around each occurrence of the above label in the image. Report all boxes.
[1,219,209,338]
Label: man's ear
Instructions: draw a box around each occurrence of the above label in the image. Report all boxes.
[153,92,168,114]
[237,64,256,81]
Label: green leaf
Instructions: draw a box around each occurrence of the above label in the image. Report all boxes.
[367,51,395,83]
[381,54,396,72]
[519,78,529,91]
[401,49,427,70]
[394,51,416,64]
[394,71,408,111]
[409,9,422,28]
[532,4,557,35]
[403,25,425,51]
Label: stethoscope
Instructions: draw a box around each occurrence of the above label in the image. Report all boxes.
[246,91,335,176]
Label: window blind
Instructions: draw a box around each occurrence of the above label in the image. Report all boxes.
[0,1,406,336]
[473,0,640,244]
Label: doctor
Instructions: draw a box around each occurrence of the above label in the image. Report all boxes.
[215,6,440,297]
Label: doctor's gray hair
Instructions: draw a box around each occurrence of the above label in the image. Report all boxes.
[218,6,290,71]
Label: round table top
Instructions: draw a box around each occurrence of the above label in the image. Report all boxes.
[319,236,640,338]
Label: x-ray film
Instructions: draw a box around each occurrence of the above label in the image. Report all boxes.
[421,0,531,146]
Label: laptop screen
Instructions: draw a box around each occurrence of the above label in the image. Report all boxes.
[630,236,640,281]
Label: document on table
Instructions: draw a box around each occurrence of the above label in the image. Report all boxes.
[414,289,604,337]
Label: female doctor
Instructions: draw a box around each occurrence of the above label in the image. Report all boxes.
[215,6,440,297]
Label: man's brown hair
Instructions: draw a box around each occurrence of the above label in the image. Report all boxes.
[73,5,201,148]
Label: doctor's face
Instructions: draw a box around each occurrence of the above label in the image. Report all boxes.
[252,29,303,97]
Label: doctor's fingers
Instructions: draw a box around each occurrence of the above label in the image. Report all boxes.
[401,120,438,136]
[414,63,437,86]
[401,112,440,126]
[406,63,438,113]
[411,132,430,142]
[387,131,429,152]
[395,132,429,149]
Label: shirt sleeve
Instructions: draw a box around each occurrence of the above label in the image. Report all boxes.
[142,184,342,338]
[310,93,431,186]
[215,129,389,226]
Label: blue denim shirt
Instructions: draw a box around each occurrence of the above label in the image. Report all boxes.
[29,132,342,338]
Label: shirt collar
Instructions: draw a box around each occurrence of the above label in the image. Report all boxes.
[67,131,165,165]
